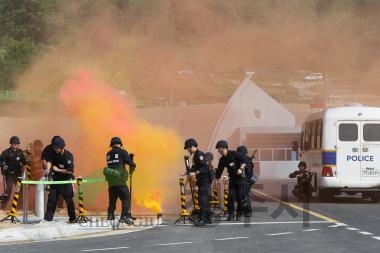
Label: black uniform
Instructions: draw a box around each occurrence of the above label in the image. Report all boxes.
[105,146,135,220]
[0,147,26,203]
[289,170,313,202]
[190,149,212,222]
[44,149,76,222]
[241,154,254,215]
[41,144,55,164]
[215,150,246,218]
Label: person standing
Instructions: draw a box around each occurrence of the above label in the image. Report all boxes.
[104,137,136,224]
[184,138,212,226]
[236,145,254,217]
[0,136,27,208]
[215,140,247,221]
[44,137,76,223]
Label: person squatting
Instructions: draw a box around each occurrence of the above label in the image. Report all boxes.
[289,161,313,202]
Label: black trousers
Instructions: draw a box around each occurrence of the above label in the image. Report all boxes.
[1,173,19,202]
[228,179,246,216]
[239,178,252,214]
[197,181,211,221]
[107,185,130,219]
[44,184,76,222]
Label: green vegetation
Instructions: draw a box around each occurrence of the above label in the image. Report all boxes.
[1,0,380,105]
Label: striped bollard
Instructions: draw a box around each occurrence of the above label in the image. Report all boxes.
[175,176,191,224]
[0,177,22,223]
[222,176,229,215]
[73,177,91,223]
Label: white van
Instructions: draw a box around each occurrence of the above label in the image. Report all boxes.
[300,104,380,202]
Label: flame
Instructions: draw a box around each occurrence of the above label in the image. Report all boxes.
[59,69,182,213]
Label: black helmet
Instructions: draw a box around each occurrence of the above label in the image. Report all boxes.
[298,161,307,168]
[215,140,228,149]
[237,146,248,156]
[184,138,198,149]
[205,152,214,161]
[110,137,123,147]
[10,136,20,144]
[51,135,61,144]
[52,136,66,149]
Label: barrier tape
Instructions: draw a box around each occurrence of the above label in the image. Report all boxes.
[21,178,105,185]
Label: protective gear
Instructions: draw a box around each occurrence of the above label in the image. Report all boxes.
[215,140,228,149]
[9,136,20,144]
[237,146,248,156]
[110,137,123,147]
[184,138,198,149]
[52,137,65,149]
[298,161,307,168]
[51,136,61,144]
[204,152,214,162]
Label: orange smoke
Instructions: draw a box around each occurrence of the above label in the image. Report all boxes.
[59,69,183,213]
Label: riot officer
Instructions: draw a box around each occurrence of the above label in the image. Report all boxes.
[289,161,313,202]
[104,137,136,224]
[236,145,255,217]
[0,136,27,207]
[44,137,76,223]
[215,140,247,221]
[184,138,212,226]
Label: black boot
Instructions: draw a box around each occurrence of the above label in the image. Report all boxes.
[226,213,235,221]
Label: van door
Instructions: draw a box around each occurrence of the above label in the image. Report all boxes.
[336,122,361,182]
[360,122,380,181]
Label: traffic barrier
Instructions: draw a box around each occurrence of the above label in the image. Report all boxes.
[190,176,200,220]
[210,180,223,216]
[175,176,192,224]
[0,177,22,223]
[222,176,229,215]
[73,177,91,223]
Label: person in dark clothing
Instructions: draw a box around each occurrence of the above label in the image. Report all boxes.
[0,136,27,208]
[104,137,136,225]
[236,146,255,217]
[44,137,76,223]
[289,161,313,202]
[184,138,212,226]
[215,140,247,221]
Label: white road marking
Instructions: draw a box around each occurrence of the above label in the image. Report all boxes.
[328,223,348,228]
[214,237,249,241]
[81,246,130,252]
[156,242,194,246]
[358,231,373,235]
[176,221,332,226]
[302,229,320,232]
[372,236,380,240]
[266,232,294,236]
[346,227,360,231]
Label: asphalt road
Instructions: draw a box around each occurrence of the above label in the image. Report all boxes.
[1,180,380,253]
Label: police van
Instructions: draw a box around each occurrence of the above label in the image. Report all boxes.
[300,104,380,202]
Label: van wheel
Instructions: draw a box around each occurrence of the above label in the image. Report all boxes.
[318,189,333,202]
[371,192,380,203]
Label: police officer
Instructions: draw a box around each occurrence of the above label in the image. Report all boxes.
[44,137,76,223]
[215,140,247,221]
[104,137,136,224]
[236,145,255,217]
[184,138,212,226]
[41,136,61,171]
[289,161,313,202]
[0,136,27,207]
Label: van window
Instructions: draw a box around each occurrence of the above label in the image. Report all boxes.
[363,124,380,141]
[339,123,358,141]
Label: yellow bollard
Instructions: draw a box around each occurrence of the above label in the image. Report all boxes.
[222,176,229,215]
[73,177,91,223]
[209,180,222,216]
[175,176,192,224]
[0,177,22,223]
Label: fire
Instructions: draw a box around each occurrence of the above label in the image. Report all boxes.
[59,69,182,213]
